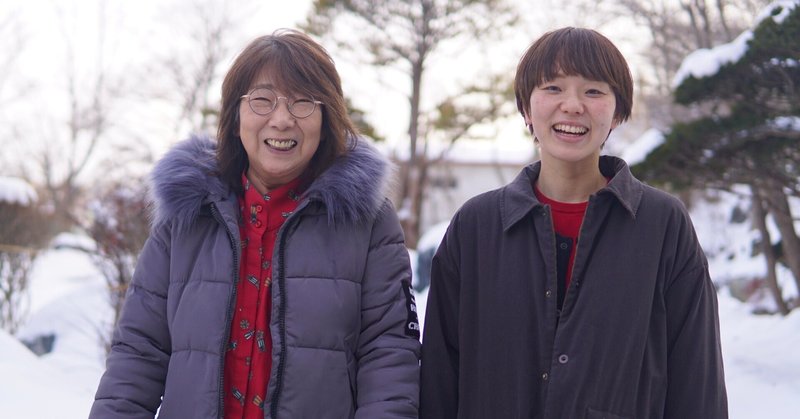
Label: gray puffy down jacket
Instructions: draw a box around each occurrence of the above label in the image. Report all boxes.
[89,135,421,418]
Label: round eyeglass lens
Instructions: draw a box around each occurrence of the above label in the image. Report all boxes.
[290,99,317,118]
[247,88,277,115]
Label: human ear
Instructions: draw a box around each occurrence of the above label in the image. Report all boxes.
[523,112,534,135]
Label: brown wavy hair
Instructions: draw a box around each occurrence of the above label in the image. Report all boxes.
[216,29,358,196]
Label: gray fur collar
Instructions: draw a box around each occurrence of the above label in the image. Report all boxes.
[149,134,391,228]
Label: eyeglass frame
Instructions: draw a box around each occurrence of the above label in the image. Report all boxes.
[240,87,323,119]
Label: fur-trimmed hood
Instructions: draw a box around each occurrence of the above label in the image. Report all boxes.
[149,134,391,228]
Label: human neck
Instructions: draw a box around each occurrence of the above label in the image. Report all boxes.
[246,169,286,195]
[536,160,606,203]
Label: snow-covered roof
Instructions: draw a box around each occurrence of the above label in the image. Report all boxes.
[0,176,38,206]
[672,0,799,88]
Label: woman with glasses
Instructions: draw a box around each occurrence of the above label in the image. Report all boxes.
[90,29,420,419]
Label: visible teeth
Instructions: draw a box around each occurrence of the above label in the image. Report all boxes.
[266,139,297,150]
[553,124,588,134]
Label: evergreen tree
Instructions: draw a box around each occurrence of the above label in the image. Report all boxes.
[633,2,800,313]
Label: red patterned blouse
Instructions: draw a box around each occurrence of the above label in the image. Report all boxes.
[223,174,304,418]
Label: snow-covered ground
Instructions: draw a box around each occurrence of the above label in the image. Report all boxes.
[718,295,800,418]
[0,244,108,418]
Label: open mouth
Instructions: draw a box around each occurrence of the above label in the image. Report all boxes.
[553,123,588,135]
[265,138,297,151]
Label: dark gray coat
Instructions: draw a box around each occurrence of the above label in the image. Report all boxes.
[420,156,727,419]
[90,135,421,418]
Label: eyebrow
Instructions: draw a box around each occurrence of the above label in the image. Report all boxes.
[541,75,609,84]
[249,84,316,100]
[250,83,276,90]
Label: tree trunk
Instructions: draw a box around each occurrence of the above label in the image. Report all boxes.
[761,179,800,294]
[751,184,790,315]
[715,0,733,40]
[399,53,426,248]
[408,153,432,248]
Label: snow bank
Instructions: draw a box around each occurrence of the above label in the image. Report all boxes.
[718,293,800,418]
[0,329,92,418]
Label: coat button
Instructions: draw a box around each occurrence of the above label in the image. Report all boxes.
[545,289,552,298]
[558,354,569,364]
[541,372,549,380]
[559,242,568,250]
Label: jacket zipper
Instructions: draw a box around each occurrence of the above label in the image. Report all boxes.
[211,202,241,419]
[268,201,308,419]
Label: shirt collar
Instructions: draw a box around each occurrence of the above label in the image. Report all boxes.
[240,173,306,230]
[501,155,643,231]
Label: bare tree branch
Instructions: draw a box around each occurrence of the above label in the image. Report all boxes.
[305,0,519,245]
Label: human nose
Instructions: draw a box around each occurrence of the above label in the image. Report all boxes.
[560,91,584,114]
[269,97,296,128]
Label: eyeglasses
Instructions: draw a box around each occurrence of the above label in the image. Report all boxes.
[240,87,323,119]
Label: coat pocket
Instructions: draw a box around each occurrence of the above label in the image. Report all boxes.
[586,407,632,419]
[279,347,355,418]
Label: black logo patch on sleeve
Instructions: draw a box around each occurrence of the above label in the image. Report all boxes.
[402,280,421,339]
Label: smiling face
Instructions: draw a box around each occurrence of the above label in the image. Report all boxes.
[526,73,618,168]
[514,28,634,160]
[238,73,322,192]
